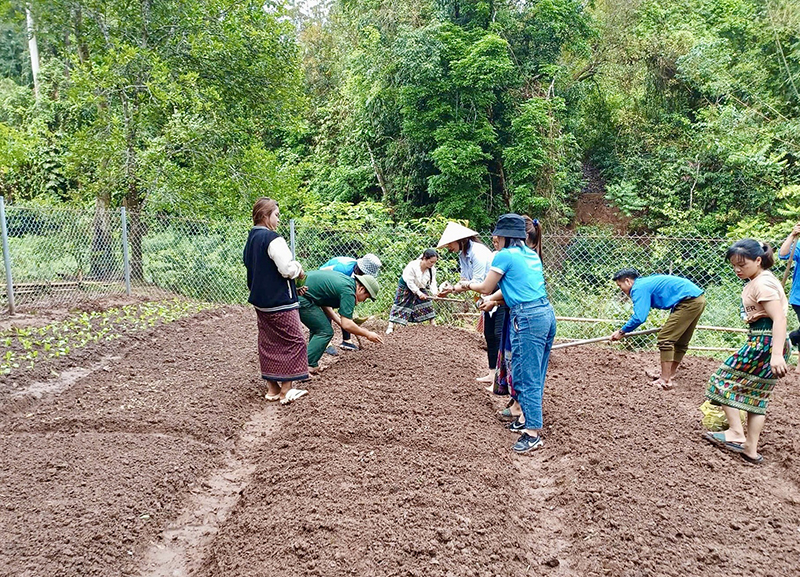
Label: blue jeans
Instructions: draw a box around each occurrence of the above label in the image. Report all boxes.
[510,298,556,430]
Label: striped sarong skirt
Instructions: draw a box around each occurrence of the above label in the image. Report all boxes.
[388,280,435,325]
[256,308,309,382]
[705,320,789,415]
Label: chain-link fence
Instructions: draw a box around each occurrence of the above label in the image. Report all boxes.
[2,199,787,354]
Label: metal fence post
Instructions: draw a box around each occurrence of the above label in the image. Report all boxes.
[120,207,132,296]
[0,197,15,314]
[290,219,296,259]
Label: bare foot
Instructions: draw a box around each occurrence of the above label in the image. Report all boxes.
[653,378,674,390]
[644,367,660,380]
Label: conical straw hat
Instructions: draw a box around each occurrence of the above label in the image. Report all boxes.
[437,222,479,248]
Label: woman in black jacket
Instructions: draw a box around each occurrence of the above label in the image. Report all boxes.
[243,198,309,404]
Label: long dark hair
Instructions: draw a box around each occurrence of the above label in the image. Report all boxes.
[458,236,483,255]
[522,215,542,258]
[725,239,775,269]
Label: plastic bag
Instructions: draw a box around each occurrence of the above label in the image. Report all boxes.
[699,400,746,431]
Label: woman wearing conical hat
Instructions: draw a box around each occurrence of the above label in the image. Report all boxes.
[437,222,498,383]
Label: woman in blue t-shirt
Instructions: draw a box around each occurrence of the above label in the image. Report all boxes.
[462,213,556,454]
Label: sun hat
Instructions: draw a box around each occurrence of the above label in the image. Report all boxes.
[356,253,382,277]
[437,222,479,248]
[354,274,380,300]
[491,214,527,239]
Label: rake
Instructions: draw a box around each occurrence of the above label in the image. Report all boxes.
[551,327,661,350]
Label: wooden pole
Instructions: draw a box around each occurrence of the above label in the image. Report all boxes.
[782,240,796,288]
[431,296,468,303]
[554,316,747,334]
[552,327,661,351]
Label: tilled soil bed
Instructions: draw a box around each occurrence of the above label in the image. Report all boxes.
[1,306,799,577]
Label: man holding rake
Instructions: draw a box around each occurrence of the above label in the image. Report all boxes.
[610,268,706,390]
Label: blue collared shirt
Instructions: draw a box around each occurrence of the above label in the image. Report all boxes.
[621,274,704,333]
[778,245,800,305]
[458,241,494,283]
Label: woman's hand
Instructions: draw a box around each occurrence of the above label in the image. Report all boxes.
[418,293,429,300]
[478,299,495,312]
[365,331,384,344]
[771,354,788,377]
[793,223,800,238]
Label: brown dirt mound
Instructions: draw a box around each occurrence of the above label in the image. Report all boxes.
[1,309,799,577]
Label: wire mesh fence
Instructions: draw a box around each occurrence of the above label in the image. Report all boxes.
[1,200,786,355]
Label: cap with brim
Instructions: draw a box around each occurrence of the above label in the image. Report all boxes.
[354,274,380,300]
[491,213,527,239]
[437,222,479,248]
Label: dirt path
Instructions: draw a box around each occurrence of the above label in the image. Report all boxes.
[1,309,799,576]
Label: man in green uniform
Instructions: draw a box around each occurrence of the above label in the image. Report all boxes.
[299,270,383,371]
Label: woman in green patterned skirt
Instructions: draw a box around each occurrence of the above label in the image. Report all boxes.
[704,239,789,464]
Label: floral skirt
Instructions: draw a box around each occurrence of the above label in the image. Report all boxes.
[706,325,789,415]
[388,280,435,325]
[493,311,515,398]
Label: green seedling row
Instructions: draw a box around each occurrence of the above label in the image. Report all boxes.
[0,299,216,376]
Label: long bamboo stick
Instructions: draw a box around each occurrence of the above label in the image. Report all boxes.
[431,296,470,303]
[554,316,747,334]
[551,327,661,350]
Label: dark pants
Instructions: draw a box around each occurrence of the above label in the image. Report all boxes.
[790,304,800,347]
[484,306,508,370]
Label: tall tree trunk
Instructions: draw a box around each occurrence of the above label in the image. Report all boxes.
[366,142,389,203]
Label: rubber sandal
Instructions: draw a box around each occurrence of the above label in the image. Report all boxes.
[497,407,518,422]
[265,393,281,402]
[740,452,763,465]
[280,388,308,405]
[703,431,744,453]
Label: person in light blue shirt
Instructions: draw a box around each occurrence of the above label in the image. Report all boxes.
[777,223,800,363]
[610,269,706,390]
[437,222,497,382]
[463,214,555,455]
[318,254,382,351]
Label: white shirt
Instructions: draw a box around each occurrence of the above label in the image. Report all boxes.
[402,259,438,297]
[267,236,303,279]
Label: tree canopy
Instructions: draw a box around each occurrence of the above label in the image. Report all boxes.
[0,0,798,236]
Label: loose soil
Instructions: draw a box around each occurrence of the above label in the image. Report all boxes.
[1,307,798,577]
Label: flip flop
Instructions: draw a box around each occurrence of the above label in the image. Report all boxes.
[740,452,763,465]
[703,431,744,453]
[280,388,308,405]
[265,393,281,402]
[497,407,519,422]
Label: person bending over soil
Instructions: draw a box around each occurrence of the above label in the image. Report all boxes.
[386,249,439,334]
[704,240,789,465]
[299,270,383,372]
[243,198,309,405]
[610,268,706,390]
[319,253,382,351]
